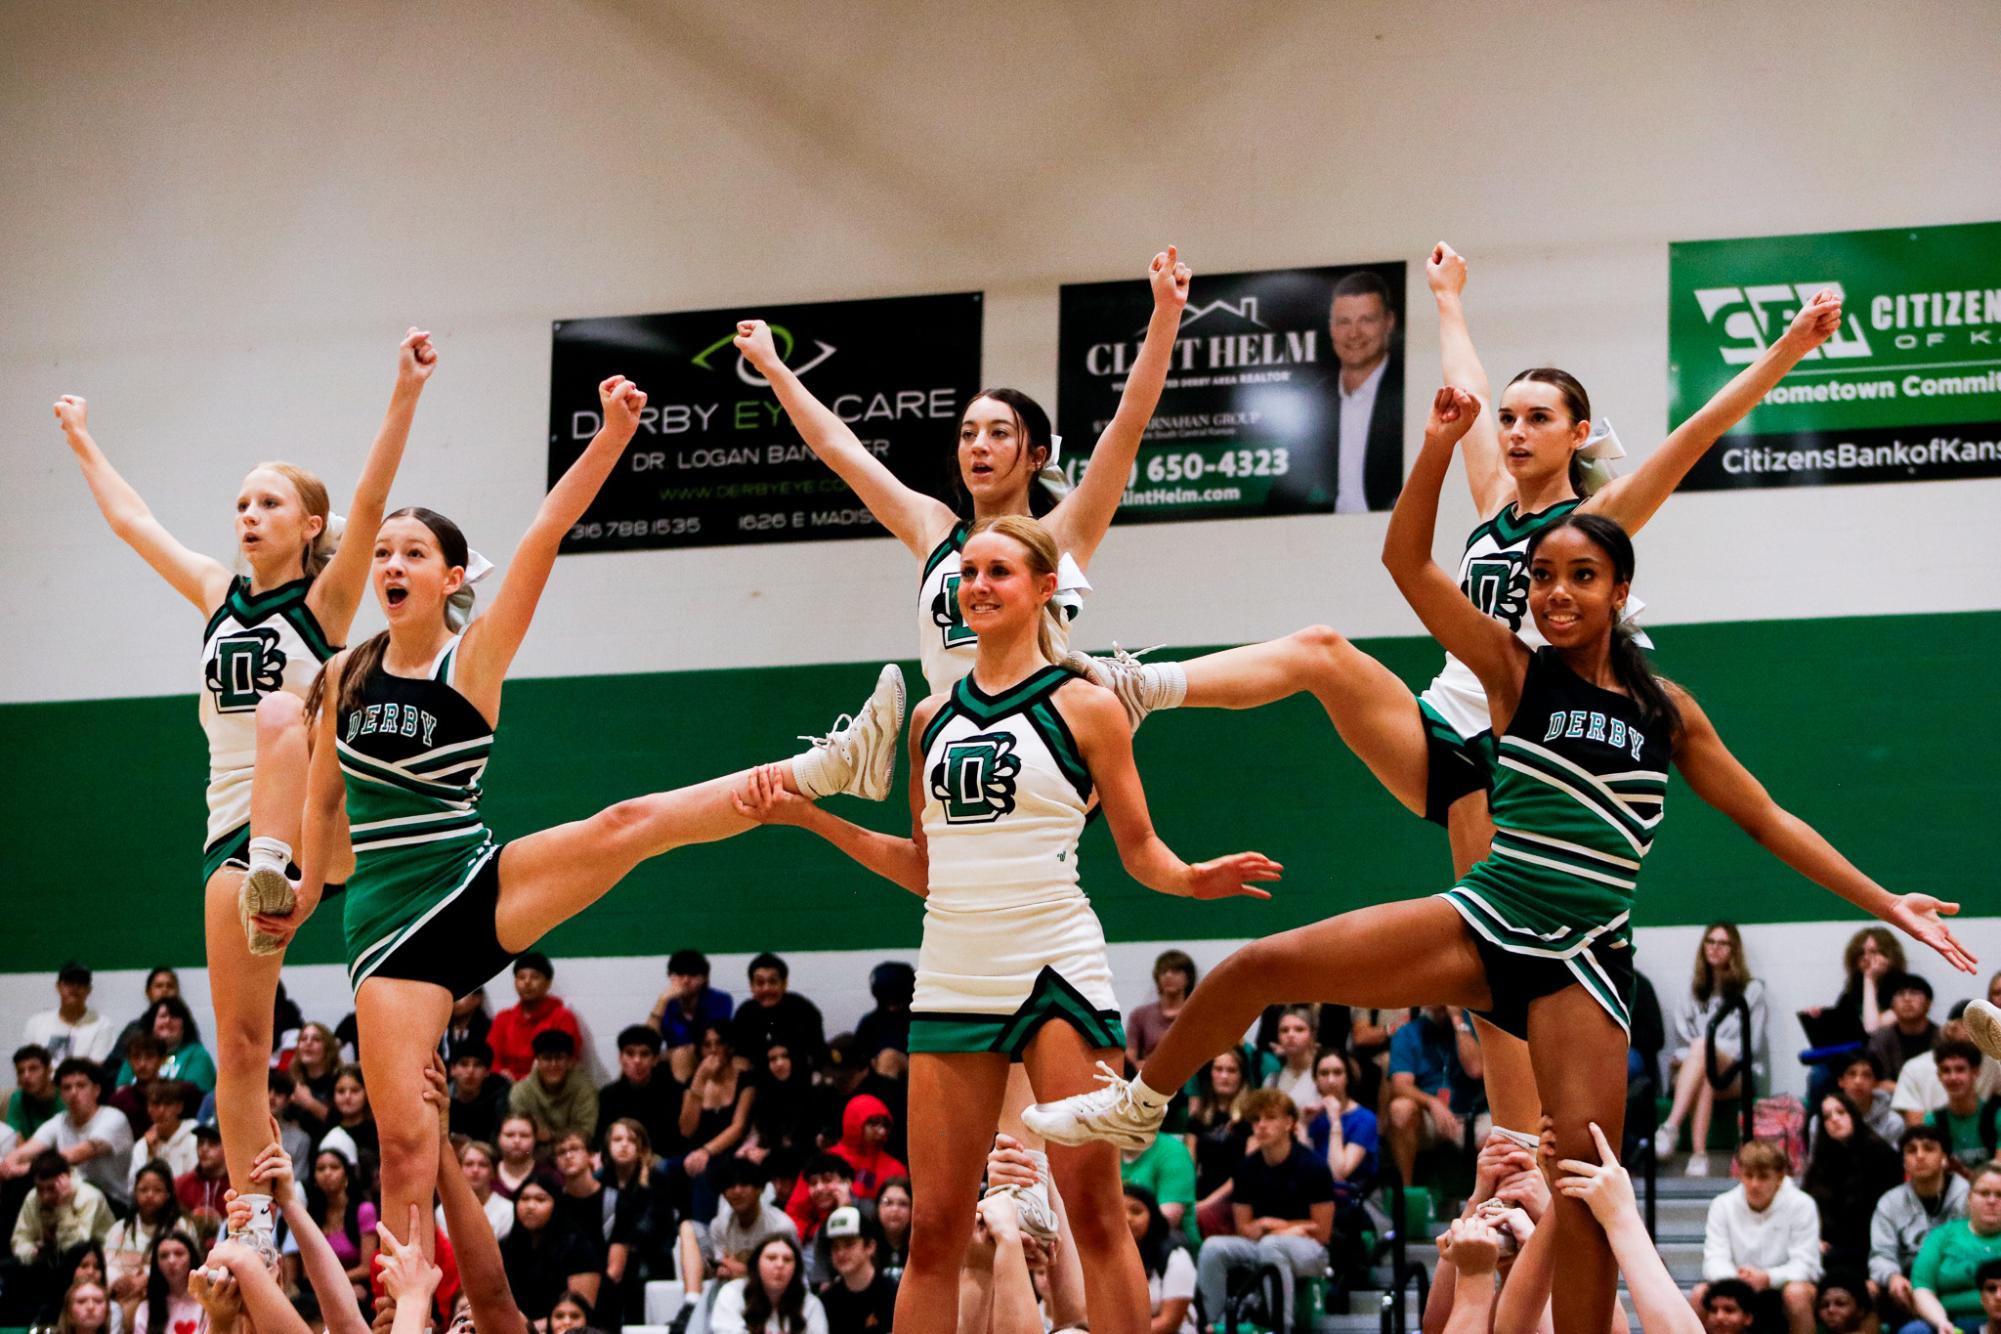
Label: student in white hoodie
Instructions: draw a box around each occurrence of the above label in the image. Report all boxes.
[1692,1140,1822,1334]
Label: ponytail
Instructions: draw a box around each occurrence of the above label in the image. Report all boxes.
[1525,512,1681,737]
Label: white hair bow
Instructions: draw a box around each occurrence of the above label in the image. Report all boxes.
[1574,418,1625,496]
[316,512,346,554]
[446,550,495,630]
[1036,432,1072,501]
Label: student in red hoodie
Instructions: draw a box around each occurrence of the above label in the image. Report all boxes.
[487,954,582,1083]
[829,1094,906,1202]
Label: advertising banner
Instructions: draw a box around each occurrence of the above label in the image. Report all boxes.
[549,292,982,550]
[1056,262,1406,522]
[1670,221,2001,489]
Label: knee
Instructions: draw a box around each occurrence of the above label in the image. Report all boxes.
[1291,624,1352,674]
[1387,1100,1418,1131]
[375,1117,434,1171]
[1061,1192,1126,1254]
[1782,1282,1815,1312]
[905,1203,965,1270]
[211,1011,269,1073]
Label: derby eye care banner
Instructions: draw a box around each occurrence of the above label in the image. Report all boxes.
[550,293,983,550]
[1670,221,2001,489]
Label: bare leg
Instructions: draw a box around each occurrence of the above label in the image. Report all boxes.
[1140,898,1492,1097]
[492,767,798,953]
[355,977,454,1258]
[252,693,309,854]
[894,1053,1012,1334]
[1179,627,1432,815]
[1524,985,1629,1334]
[1384,1092,1424,1187]
[1022,1029,1146,1334]
[996,1066,1045,1154]
[204,867,286,1194]
[674,1221,705,1301]
[1661,1039,1710,1141]
[1446,787,1543,1138]
[1690,1064,1717,1154]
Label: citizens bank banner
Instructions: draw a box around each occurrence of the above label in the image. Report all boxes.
[1670,221,2001,489]
[549,293,982,550]
[1057,262,1406,522]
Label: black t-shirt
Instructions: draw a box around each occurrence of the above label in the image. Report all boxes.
[597,1074,684,1153]
[499,1225,599,1320]
[449,1074,512,1144]
[730,993,828,1070]
[819,1270,898,1332]
[554,1185,613,1265]
[1230,1142,1335,1221]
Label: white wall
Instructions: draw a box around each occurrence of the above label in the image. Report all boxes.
[2,2,1999,704]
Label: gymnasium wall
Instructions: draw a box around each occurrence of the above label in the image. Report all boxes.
[1,4,1996,1090]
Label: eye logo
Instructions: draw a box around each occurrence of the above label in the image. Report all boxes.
[1693,282,1872,365]
[692,324,838,385]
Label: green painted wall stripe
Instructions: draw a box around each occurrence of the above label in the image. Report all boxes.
[2,610,1992,972]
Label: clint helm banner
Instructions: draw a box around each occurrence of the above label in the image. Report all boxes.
[1670,221,2001,489]
[1056,261,1407,522]
[549,292,982,551]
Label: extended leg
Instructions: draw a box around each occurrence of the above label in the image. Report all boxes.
[203,867,286,1195]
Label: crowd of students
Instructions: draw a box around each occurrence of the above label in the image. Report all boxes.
[2,923,1997,1334]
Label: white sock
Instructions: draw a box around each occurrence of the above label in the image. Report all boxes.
[1130,1077,1173,1109]
[247,836,291,875]
[1145,661,1188,711]
[1493,1125,1541,1152]
[239,1193,276,1234]
[789,747,845,801]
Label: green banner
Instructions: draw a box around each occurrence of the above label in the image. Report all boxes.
[1669,220,2001,488]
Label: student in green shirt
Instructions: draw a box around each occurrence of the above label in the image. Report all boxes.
[1929,1041,1998,1171]
[1121,1129,1198,1245]
[1911,1162,2001,1328]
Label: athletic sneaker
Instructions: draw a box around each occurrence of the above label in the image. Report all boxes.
[1019,1062,1163,1151]
[1684,1151,1710,1178]
[1966,999,2001,1062]
[238,862,296,957]
[1652,1121,1679,1163]
[1062,644,1170,731]
[991,1146,1059,1241]
[800,664,906,801]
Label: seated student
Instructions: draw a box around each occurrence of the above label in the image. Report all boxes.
[1870,974,1940,1087]
[747,1042,820,1167]
[596,1025,680,1154]
[1927,1039,2001,1173]
[11,1152,115,1267]
[1261,1008,1320,1113]
[492,1113,548,1202]
[1126,950,1198,1068]
[1871,1124,1969,1325]
[128,1232,200,1334]
[447,1041,512,1146]
[6,1060,134,1211]
[105,1161,189,1304]
[24,964,117,1067]
[1833,1051,1908,1147]
[265,1072,314,1171]
[815,1205,895,1334]
[815,1036,906,1167]
[1384,1005,1479,1188]
[130,1080,197,1191]
[1813,1273,1878,1334]
[709,1233,827,1334]
[290,1145,378,1307]
[1695,1140,1823,1334]
[1184,1047,1253,1239]
[785,1154,864,1287]
[1975,1259,2001,1334]
[498,1177,600,1320]
[1194,1089,1333,1334]
[649,949,734,1086]
[1907,1162,2001,1334]
[681,1023,756,1221]
[600,1117,668,1302]
[1895,1008,2001,1129]
[106,1035,164,1139]
[729,954,827,1075]
[489,953,584,1084]
[510,1029,599,1152]
[676,1156,799,1311]
[128,1000,214,1096]
[317,1064,380,1178]
[1302,1048,1380,1199]
[1803,1092,1904,1274]
[172,1125,228,1224]
[873,1177,909,1281]
[1120,1120,1197,1234]
[852,962,914,1076]
[1124,1185,1196,1334]
[825,1095,905,1204]
[436,1139,515,1243]
[4,1045,62,1138]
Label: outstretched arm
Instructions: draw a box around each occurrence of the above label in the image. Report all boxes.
[1046,247,1192,566]
[458,375,644,692]
[1061,682,1282,900]
[1559,1124,1703,1334]
[1671,687,1977,975]
[54,395,232,613]
[732,706,934,895]
[734,320,955,554]
[1383,387,1531,715]
[1427,243,1506,514]
[239,1135,371,1334]
[309,329,438,639]
[1586,289,1844,533]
